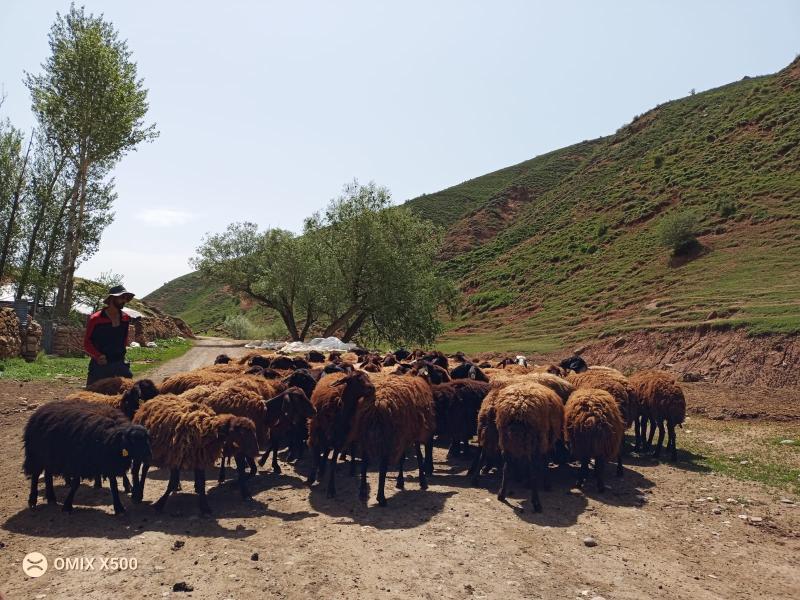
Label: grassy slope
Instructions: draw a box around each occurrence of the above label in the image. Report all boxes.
[412,59,800,353]
[144,271,282,336]
[147,59,800,352]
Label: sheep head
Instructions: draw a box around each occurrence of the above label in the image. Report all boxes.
[217,415,259,457]
[118,424,151,462]
[134,379,159,401]
[214,354,231,364]
[119,386,142,419]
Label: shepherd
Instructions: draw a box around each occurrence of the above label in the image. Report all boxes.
[83,284,135,386]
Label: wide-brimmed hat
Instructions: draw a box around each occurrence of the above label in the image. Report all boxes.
[105,284,135,303]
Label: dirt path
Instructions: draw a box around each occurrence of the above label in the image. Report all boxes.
[1,367,798,599]
[144,337,248,382]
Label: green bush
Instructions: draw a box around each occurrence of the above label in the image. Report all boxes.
[715,197,738,218]
[222,314,269,340]
[657,210,699,255]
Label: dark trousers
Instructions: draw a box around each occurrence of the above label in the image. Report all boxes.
[86,358,133,387]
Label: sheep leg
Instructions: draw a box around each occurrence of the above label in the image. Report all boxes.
[257,449,269,467]
[109,476,126,515]
[93,475,103,489]
[461,438,472,457]
[424,439,434,475]
[634,417,642,451]
[131,459,141,490]
[271,445,282,474]
[617,440,625,477]
[28,468,41,509]
[195,469,212,515]
[235,456,251,499]
[595,457,607,493]
[376,456,389,507]
[318,448,331,478]
[218,456,227,484]
[646,417,658,448]
[396,453,406,489]
[667,422,678,462]
[540,457,551,491]
[44,471,56,505]
[447,439,459,459]
[62,476,80,513]
[653,421,666,459]
[415,443,428,490]
[153,468,180,512]
[468,449,484,486]
[358,454,369,502]
[132,462,150,504]
[529,458,542,513]
[349,452,357,477]
[307,445,321,486]
[326,450,339,499]
[121,472,132,494]
[246,455,257,478]
[497,455,510,501]
[577,459,589,489]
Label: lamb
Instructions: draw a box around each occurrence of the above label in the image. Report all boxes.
[449,362,490,382]
[66,379,159,419]
[24,400,151,514]
[334,371,436,506]
[629,370,686,461]
[563,388,625,491]
[131,395,259,514]
[473,382,564,511]
[431,379,492,457]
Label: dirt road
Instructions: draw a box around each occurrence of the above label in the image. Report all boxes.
[144,337,249,382]
[0,359,798,599]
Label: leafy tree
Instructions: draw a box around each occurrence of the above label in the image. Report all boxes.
[194,181,457,346]
[73,269,123,312]
[657,210,699,255]
[0,119,32,282]
[25,4,157,315]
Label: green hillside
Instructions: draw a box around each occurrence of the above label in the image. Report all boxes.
[148,58,800,350]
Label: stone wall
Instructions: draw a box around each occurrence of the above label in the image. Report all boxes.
[0,308,22,359]
[20,319,42,361]
[52,324,86,357]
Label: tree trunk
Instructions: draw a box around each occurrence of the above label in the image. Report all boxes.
[298,304,316,341]
[16,157,67,301]
[0,132,33,282]
[55,157,88,317]
[322,304,361,338]
[341,311,369,343]
[32,182,74,315]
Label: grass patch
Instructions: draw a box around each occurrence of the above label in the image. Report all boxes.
[0,337,193,381]
[679,416,800,496]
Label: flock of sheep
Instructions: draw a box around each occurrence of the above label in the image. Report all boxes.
[22,348,686,516]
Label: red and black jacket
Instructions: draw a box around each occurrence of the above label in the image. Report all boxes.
[83,309,131,363]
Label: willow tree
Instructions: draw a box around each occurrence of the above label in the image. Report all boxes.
[26,4,157,316]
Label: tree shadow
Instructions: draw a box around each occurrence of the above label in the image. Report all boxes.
[668,242,709,268]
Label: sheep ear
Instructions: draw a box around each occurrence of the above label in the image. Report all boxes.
[419,367,429,377]
[468,366,476,380]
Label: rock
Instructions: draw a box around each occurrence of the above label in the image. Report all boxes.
[779,439,795,445]
[780,498,794,504]
[172,582,194,592]
[583,537,598,547]
[712,507,722,515]
[739,460,749,465]
[706,310,718,320]
[612,337,626,348]
[748,516,763,523]
[251,552,259,561]
[172,540,185,550]
[681,372,703,382]
[573,346,587,355]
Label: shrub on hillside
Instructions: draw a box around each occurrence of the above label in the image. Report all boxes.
[222,315,267,340]
[657,211,699,255]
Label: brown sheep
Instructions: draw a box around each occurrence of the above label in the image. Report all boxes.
[235,351,275,365]
[491,382,564,511]
[217,374,284,400]
[85,376,135,395]
[159,370,233,394]
[178,384,220,403]
[470,387,502,484]
[569,369,641,450]
[338,372,436,506]
[131,395,259,514]
[564,388,625,491]
[431,380,492,457]
[629,370,686,461]
[66,382,153,420]
[307,371,375,498]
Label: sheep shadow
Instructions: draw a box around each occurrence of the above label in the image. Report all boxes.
[623,447,712,475]
[305,465,455,529]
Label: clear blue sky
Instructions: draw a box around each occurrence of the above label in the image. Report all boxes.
[1,1,798,296]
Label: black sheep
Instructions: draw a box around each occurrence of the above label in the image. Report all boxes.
[449,362,490,383]
[282,369,318,460]
[292,356,312,370]
[432,380,492,457]
[270,355,296,370]
[214,354,232,364]
[249,355,271,369]
[393,348,410,360]
[559,355,588,373]
[423,351,449,370]
[307,350,325,363]
[24,400,151,515]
